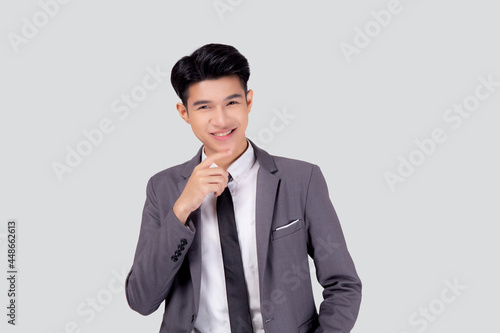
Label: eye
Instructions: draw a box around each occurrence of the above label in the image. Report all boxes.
[197,105,209,110]
[227,101,238,106]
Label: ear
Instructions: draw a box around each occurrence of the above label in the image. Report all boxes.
[246,89,254,114]
[176,103,190,124]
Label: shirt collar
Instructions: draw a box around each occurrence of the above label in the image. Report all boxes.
[201,139,256,185]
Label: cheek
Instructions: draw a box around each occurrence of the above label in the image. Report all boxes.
[237,113,249,128]
[189,117,207,132]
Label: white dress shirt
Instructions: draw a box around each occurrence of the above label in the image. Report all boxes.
[193,140,264,333]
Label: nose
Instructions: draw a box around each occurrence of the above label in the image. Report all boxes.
[211,105,231,127]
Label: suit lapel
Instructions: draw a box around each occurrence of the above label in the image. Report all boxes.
[249,140,280,289]
[255,166,280,288]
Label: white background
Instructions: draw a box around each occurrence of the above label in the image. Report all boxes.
[1,0,499,332]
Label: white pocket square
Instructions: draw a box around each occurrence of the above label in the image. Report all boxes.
[274,218,301,231]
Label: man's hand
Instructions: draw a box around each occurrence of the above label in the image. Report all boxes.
[173,150,231,224]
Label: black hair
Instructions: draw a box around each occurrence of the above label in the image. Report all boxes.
[170,43,250,108]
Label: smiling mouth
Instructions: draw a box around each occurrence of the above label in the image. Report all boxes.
[212,129,235,137]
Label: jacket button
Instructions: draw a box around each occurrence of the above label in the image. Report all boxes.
[181,239,188,245]
[171,255,178,262]
[191,314,195,323]
[175,250,182,257]
[178,245,185,251]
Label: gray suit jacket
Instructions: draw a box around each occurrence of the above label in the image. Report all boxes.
[126,140,362,332]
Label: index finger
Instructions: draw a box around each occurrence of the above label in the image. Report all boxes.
[199,150,231,169]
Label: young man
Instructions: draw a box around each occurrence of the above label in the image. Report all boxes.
[125,43,362,333]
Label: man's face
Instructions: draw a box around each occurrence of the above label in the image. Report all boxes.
[177,75,253,166]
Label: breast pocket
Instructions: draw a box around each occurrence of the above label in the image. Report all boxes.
[272,218,304,240]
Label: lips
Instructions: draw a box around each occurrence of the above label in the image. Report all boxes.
[213,129,233,137]
[211,128,236,138]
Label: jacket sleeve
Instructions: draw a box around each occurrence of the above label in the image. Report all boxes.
[125,176,195,316]
[305,165,362,332]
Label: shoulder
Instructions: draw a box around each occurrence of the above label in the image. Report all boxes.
[265,154,329,202]
[269,154,320,179]
[146,159,191,190]
[251,140,320,178]
[147,146,202,186]
[152,160,189,179]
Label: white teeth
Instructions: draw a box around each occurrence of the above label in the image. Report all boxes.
[213,130,232,137]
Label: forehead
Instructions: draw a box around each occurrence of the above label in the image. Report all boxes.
[186,75,244,103]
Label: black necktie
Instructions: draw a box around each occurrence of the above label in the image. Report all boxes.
[217,175,254,333]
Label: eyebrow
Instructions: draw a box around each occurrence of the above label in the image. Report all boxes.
[192,93,244,107]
